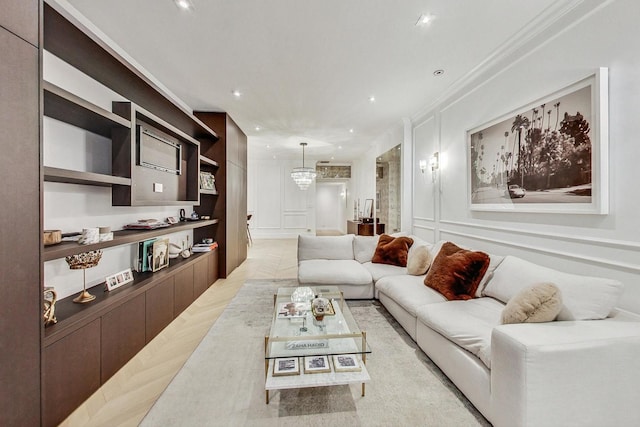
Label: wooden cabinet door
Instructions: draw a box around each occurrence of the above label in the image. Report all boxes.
[42,319,101,427]
[174,265,194,316]
[146,276,175,342]
[101,294,146,383]
[193,255,209,298]
[208,249,219,286]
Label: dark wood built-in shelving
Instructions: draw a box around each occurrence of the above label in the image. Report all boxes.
[44,166,132,187]
[199,155,219,168]
[43,251,212,344]
[43,81,131,137]
[43,219,219,261]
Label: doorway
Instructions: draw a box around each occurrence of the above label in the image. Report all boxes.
[376,144,401,233]
[315,181,347,235]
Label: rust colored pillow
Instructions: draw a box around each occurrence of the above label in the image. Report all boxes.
[424,242,490,300]
[371,234,414,267]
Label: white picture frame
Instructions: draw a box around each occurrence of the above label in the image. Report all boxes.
[332,354,361,372]
[106,268,134,291]
[467,68,608,214]
[303,355,331,374]
[272,357,300,376]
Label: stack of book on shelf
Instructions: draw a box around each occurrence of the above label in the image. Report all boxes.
[125,219,170,230]
[192,241,218,253]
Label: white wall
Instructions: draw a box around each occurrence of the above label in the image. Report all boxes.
[316,182,347,232]
[247,157,316,238]
[43,52,195,299]
[412,0,640,314]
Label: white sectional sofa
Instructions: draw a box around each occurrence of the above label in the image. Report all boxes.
[297,234,640,427]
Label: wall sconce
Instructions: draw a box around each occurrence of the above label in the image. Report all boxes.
[419,159,427,173]
[430,152,439,171]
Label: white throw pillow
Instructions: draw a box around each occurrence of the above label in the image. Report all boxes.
[406,245,432,275]
[476,254,505,297]
[484,256,623,320]
[353,235,379,263]
[501,283,562,324]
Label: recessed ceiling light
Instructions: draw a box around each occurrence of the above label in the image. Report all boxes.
[433,69,445,76]
[232,89,241,97]
[272,155,277,159]
[173,0,194,11]
[331,156,335,160]
[266,144,270,149]
[416,14,433,26]
[338,146,343,149]
[255,126,261,131]
[368,96,376,103]
[349,128,354,133]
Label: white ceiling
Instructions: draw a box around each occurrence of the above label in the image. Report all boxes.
[61,0,566,161]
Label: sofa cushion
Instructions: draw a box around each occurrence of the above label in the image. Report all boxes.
[501,283,563,324]
[376,274,446,316]
[353,235,379,263]
[362,262,407,282]
[424,242,490,300]
[372,234,414,267]
[484,255,623,320]
[297,235,354,261]
[407,244,432,275]
[298,259,372,286]
[476,254,505,297]
[416,298,504,368]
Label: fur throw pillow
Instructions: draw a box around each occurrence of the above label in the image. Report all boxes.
[424,242,490,300]
[406,245,432,275]
[371,234,414,267]
[501,282,562,324]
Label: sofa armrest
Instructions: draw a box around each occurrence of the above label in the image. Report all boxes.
[491,316,640,427]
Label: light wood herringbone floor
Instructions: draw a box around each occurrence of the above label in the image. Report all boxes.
[60,238,298,427]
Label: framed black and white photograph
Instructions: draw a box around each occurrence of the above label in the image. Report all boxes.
[303,355,331,374]
[272,357,300,376]
[467,68,608,214]
[152,238,170,272]
[106,268,134,291]
[332,354,361,372]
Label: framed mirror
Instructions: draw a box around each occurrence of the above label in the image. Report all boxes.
[363,199,374,218]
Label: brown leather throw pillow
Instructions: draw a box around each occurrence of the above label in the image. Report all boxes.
[371,234,414,267]
[424,242,490,300]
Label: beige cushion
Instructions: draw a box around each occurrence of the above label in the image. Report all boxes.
[501,283,562,324]
[406,245,432,275]
[484,255,623,320]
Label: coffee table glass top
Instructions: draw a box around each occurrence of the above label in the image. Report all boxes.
[266,286,371,359]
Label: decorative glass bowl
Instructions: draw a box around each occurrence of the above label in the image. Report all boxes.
[291,286,315,303]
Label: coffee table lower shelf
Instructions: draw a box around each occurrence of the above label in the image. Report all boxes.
[264,358,370,404]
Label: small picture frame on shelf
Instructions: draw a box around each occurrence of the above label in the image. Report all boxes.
[152,238,170,272]
[332,354,361,372]
[273,357,300,376]
[303,355,331,374]
[199,171,216,191]
[106,268,134,291]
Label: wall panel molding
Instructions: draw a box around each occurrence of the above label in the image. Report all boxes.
[440,220,640,251]
[440,228,640,273]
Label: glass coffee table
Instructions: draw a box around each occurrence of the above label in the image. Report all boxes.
[264,286,371,404]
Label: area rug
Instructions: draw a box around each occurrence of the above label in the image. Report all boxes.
[141,279,490,426]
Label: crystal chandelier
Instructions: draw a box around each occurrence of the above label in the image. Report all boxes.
[290,142,316,190]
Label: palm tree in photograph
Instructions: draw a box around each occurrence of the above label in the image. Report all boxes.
[511,114,530,187]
